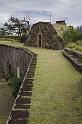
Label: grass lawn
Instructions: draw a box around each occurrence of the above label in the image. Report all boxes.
[27,47,82,124]
[53,23,69,38]
[0,41,82,124]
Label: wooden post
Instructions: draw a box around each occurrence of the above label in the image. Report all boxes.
[17,66,20,79]
[50,11,52,23]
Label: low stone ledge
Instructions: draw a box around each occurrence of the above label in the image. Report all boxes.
[8,119,28,124]
[62,51,82,73]
[64,48,82,59]
[10,110,29,119]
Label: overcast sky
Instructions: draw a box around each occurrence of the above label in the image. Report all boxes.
[0,0,82,27]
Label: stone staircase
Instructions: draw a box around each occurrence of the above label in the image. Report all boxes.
[7,54,37,124]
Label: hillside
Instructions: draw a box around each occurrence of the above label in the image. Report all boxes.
[53,23,69,38]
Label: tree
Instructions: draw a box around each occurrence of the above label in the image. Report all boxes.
[0,28,7,36]
[63,27,82,44]
[4,16,30,36]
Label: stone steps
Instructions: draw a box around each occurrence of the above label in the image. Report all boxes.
[14,104,30,110]
[8,119,28,124]
[7,54,37,124]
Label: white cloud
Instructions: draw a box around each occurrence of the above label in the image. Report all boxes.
[0,13,10,23]
[0,0,82,27]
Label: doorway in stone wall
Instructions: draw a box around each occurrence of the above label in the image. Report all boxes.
[37,33,42,47]
[7,60,12,76]
[8,64,12,75]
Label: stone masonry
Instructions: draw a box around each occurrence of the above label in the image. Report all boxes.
[26,22,64,50]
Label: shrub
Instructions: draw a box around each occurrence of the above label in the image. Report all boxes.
[0,36,20,42]
[9,75,21,97]
[63,27,82,44]
[67,42,82,52]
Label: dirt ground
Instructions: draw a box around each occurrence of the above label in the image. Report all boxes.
[0,77,14,124]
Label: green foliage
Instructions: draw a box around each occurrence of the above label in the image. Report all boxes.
[67,42,76,49]
[0,36,20,42]
[67,42,82,52]
[9,75,21,97]
[0,28,6,37]
[4,16,30,37]
[63,27,82,44]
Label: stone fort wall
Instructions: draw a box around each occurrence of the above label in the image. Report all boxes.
[0,44,33,79]
[0,44,37,124]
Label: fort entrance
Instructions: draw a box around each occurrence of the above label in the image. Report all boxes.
[37,33,42,48]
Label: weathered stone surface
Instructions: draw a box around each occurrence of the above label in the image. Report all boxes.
[0,44,32,79]
[20,85,32,92]
[24,79,34,83]
[14,104,30,109]
[8,119,28,124]
[64,48,82,59]
[10,110,29,119]
[16,97,31,105]
[25,22,64,50]
[2,47,37,124]
[62,49,82,73]
[18,91,32,97]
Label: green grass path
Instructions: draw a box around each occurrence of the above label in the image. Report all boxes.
[27,48,82,124]
[0,42,82,124]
